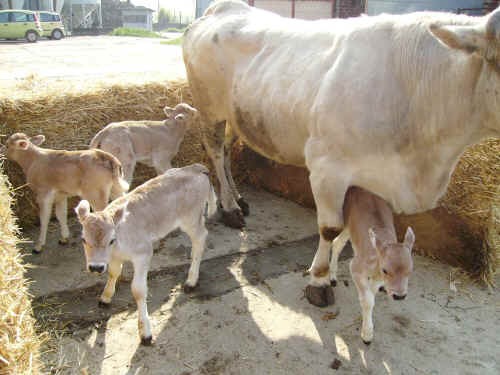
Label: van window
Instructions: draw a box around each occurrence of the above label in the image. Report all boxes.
[53,14,60,22]
[12,12,28,22]
[0,13,9,23]
[39,13,50,22]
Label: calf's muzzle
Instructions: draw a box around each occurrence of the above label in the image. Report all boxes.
[88,264,106,274]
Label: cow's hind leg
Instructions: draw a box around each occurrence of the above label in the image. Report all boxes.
[224,125,249,216]
[203,119,244,228]
[54,194,70,245]
[99,256,123,307]
[306,167,349,306]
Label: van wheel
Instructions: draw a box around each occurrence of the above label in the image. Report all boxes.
[25,30,38,43]
[51,29,63,40]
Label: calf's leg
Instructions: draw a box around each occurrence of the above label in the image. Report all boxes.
[99,257,123,306]
[152,153,172,175]
[182,218,208,293]
[351,261,375,345]
[54,194,70,245]
[34,190,55,254]
[329,229,350,286]
[132,253,153,345]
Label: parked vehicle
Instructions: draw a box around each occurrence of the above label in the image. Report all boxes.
[0,9,42,42]
[37,11,65,40]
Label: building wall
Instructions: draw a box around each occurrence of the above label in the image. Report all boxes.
[366,0,486,16]
[252,0,363,19]
[122,10,152,30]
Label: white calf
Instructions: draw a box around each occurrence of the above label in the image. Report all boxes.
[89,103,198,184]
[75,164,216,345]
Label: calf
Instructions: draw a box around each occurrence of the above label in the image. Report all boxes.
[328,186,415,344]
[0,133,129,253]
[89,103,199,184]
[75,163,216,345]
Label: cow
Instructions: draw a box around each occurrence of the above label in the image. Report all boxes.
[183,0,500,307]
[75,163,217,345]
[0,133,129,253]
[327,186,414,344]
[89,103,199,184]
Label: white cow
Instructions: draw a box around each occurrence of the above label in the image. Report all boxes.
[75,164,216,345]
[183,0,500,306]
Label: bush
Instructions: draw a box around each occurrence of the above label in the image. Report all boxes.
[110,27,161,38]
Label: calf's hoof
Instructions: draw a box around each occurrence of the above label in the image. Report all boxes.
[305,285,335,307]
[379,286,386,293]
[140,336,153,346]
[183,283,197,294]
[98,300,111,308]
[221,209,245,229]
[237,197,250,217]
[32,248,42,255]
[362,339,372,346]
[58,238,69,245]
[330,279,337,287]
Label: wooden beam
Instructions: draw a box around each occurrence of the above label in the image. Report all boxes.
[331,0,337,18]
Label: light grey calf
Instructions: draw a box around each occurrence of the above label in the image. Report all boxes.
[75,164,216,345]
[89,103,199,184]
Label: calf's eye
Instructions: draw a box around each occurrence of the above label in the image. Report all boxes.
[109,238,116,246]
[382,268,388,275]
[81,238,87,244]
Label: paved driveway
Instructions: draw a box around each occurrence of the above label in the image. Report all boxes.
[0,35,185,92]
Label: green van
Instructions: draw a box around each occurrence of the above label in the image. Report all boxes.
[0,9,42,42]
[38,11,65,40]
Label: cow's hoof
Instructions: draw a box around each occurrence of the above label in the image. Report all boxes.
[362,339,372,346]
[98,300,111,308]
[379,286,386,293]
[183,283,197,294]
[58,238,69,245]
[305,285,335,307]
[237,197,250,217]
[330,279,337,287]
[221,209,245,229]
[32,248,42,255]
[140,336,153,346]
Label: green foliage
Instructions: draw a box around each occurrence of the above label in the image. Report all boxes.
[160,36,183,45]
[157,7,171,28]
[110,27,161,38]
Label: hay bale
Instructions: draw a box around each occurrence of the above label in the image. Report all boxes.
[0,80,207,227]
[0,163,42,374]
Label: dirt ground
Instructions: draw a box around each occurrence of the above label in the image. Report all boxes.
[23,187,499,375]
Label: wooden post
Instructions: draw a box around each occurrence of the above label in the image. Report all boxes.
[291,0,296,18]
[331,0,336,18]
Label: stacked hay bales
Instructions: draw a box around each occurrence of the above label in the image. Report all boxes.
[0,163,41,374]
[0,80,207,228]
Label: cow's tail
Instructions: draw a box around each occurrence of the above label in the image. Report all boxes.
[206,178,217,219]
[110,158,129,199]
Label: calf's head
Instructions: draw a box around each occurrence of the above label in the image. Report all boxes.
[369,227,415,300]
[163,103,199,126]
[75,200,126,274]
[1,133,45,160]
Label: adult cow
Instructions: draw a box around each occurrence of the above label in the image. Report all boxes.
[183,0,500,306]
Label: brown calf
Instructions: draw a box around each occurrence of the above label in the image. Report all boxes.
[1,133,129,253]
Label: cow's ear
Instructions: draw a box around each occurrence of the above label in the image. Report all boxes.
[75,200,90,222]
[113,204,128,225]
[404,227,415,251]
[429,23,487,55]
[163,106,174,118]
[30,135,45,146]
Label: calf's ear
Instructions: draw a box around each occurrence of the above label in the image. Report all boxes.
[368,228,383,251]
[163,106,174,118]
[30,135,45,146]
[113,204,128,225]
[404,227,415,250]
[75,200,90,221]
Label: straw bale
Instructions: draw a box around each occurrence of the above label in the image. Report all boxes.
[0,163,41,374]
[0,80,208,228]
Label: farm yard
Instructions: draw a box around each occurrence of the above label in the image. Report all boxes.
[0,28,499,375]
